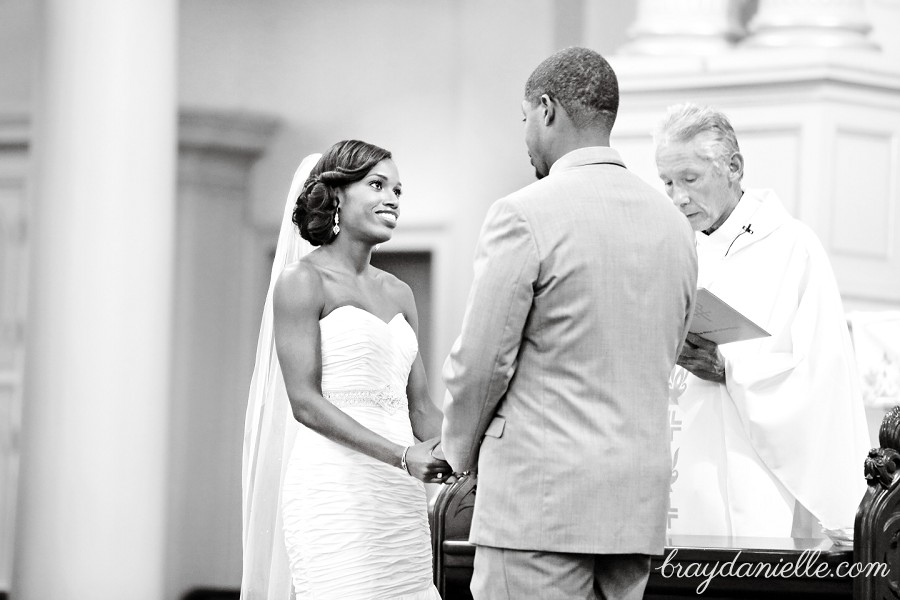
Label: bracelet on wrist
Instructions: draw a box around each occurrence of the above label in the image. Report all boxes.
[400,445,411,475]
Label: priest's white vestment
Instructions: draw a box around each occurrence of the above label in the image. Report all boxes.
[667,188,871,538]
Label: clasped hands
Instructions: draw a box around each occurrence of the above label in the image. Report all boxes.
[405,436,456,484]
[677,332,726,384]
[408,335,726,484]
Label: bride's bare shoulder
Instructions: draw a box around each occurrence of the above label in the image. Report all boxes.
[275,259,325,312]
[278,257,322,284]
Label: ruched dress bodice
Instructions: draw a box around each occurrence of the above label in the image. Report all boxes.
[281,305,441,600]
[320,305,417,417]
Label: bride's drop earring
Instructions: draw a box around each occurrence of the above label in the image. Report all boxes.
[332,209,341,236]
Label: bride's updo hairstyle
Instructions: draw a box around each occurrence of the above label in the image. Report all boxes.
[293,139,392,246]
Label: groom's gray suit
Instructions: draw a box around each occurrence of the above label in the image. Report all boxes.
[442,146,697,557]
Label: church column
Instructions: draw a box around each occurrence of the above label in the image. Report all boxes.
[617,0,748,56]
[743,0,878,49]
[14,0,177,598]
[165,110,278,598]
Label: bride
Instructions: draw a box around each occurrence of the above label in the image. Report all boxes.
[241,140,449,599]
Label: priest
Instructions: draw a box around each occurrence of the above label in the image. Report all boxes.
[654,103,871,538]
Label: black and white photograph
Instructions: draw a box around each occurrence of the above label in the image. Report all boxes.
[2,1,900,599]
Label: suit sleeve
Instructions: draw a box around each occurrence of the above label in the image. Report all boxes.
[441,198,539,473]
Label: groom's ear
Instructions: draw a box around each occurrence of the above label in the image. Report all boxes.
[540,94,556,126]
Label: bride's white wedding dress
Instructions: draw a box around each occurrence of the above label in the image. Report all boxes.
[281,305,441,599]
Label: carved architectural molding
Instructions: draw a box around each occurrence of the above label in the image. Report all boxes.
[166,107,278,598]
[177,109,278,189]
[618,0,879,55]
[0,114,29,148]
[618,0,748,56]
[744,0,879,50]
[178,109,278,158]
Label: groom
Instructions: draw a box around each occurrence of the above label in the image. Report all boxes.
[441,47,698,600]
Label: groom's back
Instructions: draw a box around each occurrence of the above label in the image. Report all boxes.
[469,154,697,555]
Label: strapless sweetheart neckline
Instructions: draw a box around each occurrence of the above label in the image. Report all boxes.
[321,304,408,328]
[284,299,439,600]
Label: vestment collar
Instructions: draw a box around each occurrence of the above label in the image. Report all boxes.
[698,189,790,258]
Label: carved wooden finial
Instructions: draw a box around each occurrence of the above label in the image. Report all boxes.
[879,406,900,451]
[864,407,900,489]
[864,447,900,488]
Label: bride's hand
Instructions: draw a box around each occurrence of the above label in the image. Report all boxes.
[404,437,452,483]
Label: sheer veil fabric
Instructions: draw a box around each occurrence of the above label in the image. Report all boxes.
[241,154,321,600]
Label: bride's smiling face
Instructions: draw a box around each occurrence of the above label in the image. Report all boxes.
[337,158,402,244]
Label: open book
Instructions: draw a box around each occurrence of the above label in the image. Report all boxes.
[690,288,771,345]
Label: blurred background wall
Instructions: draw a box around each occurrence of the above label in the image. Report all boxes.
[0,0,898,598]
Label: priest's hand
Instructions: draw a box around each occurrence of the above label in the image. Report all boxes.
[677,333,726,384]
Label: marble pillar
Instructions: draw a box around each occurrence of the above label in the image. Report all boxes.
[14,0,177,598]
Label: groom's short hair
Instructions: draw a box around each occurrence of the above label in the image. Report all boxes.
[524,46,619,131]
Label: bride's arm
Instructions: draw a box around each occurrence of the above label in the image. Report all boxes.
[407,357,442,441]
[273,262,407,469]
[397,282,443,442]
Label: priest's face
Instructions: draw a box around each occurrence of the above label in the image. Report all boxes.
[656,134,742,233]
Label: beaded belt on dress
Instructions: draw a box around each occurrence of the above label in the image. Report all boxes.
[322,385,406,414]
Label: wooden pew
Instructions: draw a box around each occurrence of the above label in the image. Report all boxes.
[431,406,900,600]
[855,405,900,600]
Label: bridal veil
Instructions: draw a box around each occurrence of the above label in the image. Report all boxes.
[241,154,321,600]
